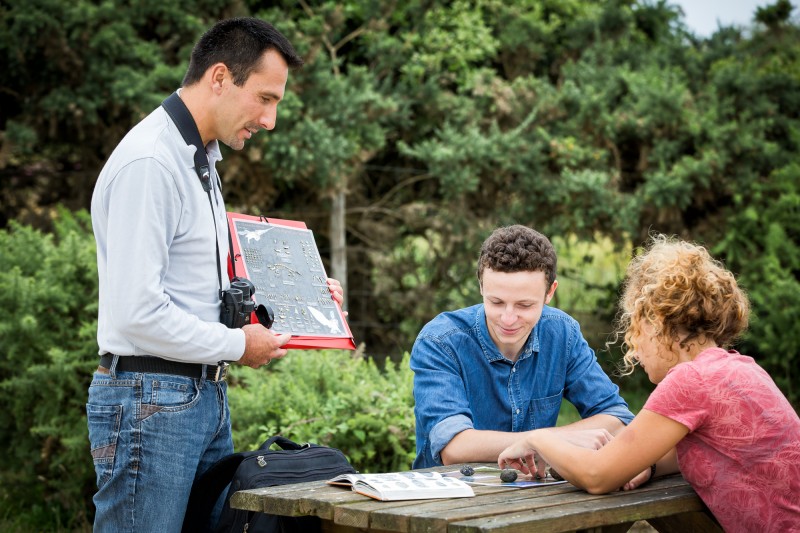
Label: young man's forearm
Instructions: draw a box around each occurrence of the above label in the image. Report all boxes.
[441,429,528,465]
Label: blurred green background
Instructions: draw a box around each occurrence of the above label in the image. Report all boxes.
[2,0,798,530]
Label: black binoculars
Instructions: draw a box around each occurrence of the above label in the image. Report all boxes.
[220,277,274,329]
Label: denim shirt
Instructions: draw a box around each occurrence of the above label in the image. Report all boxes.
[410,304,634,469]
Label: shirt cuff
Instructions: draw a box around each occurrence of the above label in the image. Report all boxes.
[430,414,473,464]
[226,328,247,362]
[600,406,635,425]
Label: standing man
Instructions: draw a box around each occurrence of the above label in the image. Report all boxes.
[411,225,634,469]
[88,18,343,531]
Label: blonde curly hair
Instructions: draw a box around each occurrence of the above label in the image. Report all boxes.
[614,235,750,375]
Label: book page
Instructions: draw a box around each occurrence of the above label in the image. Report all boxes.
[328,472,474,501]
[328,471,443,487]
[233,221,343,336]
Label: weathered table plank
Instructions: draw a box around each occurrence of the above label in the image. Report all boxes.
[448,484,707,533]
[369,476,691,533]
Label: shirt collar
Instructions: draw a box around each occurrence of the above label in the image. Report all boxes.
[475,305,539,364]
[205,139,223,164]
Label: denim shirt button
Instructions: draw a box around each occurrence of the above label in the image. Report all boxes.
[516,409,520,414]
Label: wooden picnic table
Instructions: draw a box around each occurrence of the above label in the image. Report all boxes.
[230,464,722,533]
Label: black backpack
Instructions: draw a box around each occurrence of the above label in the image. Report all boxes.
[182,435,356,533]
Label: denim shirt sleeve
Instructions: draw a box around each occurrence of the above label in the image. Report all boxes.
[562,319,634,425]
[410,334,475,468]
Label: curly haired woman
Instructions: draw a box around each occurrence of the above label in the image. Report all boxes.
[498,235,800,532]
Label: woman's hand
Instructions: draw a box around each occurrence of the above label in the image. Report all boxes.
[498,432,548,479]
[498,428,614,481]
[557,428,614,450]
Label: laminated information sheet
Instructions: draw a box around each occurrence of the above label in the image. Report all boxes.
[227,212,356,350]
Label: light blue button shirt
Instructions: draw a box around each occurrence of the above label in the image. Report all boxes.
[410,304,634,468]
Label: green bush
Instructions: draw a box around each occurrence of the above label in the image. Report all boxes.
[228,349,416,473]
[0,209,99,531]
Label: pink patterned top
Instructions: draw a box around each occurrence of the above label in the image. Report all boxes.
[644,347,800,533]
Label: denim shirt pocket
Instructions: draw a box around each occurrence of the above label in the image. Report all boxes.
[528,389,563,429]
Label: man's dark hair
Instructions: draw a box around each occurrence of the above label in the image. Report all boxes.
[477,225,557,288]
[183,17,303,87]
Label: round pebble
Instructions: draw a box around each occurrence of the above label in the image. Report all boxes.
[460,465,475,477]
[500,469,518,483]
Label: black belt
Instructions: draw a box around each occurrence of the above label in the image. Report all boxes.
[99,354,229,382]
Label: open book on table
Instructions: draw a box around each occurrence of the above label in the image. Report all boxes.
[327,471,475,501]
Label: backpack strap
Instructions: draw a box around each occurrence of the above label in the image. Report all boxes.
[181,452,248,533]
[260,435,308,451]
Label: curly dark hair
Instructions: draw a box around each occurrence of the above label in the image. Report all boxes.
[183,17,303,87]
[476,225,557,287]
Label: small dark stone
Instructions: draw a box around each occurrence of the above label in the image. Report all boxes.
[549,466,564,481]
[500,469,518,483]
[459,465,475,477]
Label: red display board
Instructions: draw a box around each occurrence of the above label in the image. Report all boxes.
[226,212,356,350]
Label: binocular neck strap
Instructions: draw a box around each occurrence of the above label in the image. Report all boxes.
[161,91,225,300]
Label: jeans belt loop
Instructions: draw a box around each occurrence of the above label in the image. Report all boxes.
[107,353,119,378]
[212,362,230,382]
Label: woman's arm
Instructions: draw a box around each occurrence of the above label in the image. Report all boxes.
[499,409,688,494]
[621,447,680,491]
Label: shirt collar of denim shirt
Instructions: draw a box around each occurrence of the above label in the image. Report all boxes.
[475,304,540,364]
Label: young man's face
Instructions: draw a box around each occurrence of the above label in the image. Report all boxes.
[215,49,289,150]
[481,268,557,360]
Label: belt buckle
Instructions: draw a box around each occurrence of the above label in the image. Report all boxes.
[211,362,229,382]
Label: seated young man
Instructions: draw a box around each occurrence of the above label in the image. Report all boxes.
[411,225,634,469]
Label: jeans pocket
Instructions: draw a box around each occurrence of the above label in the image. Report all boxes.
[151,378,196,408]
[86,403,122,488]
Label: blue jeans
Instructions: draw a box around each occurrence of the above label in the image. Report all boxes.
[87,361,233,533]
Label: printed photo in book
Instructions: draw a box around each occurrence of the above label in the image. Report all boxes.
[327,471,474,501]
[226,213,356,350]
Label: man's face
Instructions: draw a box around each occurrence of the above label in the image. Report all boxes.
[215,49,289,150]
[481,268,557,360]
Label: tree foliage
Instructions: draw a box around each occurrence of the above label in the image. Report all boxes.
[4,0,799,363]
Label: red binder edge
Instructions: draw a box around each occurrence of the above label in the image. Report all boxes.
[226,212,356,351]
